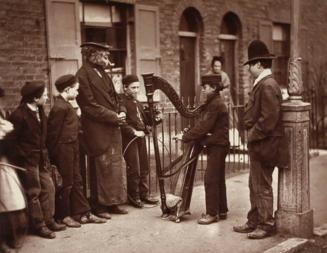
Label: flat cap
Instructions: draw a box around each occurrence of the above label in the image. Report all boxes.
[21,81,45,98]
[80,42,112,51]
[55,74,77,92]
[122,74,139,86]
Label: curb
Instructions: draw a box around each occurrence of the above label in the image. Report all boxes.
[314,223,327,237]
[263,238,309,253]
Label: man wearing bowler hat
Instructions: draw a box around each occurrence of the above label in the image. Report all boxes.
[233,40,287,239]
[76,42,128,218]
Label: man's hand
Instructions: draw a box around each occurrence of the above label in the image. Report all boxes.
[173,132,183,141]
[117,112,126,125]
[154,111,162,121]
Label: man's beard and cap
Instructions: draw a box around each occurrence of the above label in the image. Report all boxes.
[80,42,115,69]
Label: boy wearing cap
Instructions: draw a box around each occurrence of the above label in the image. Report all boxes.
[7,81,66,239]
[176,74,230,225]
[76,42,128,217]
[47,74,107,227]
[120,75,159,208]
[233,40,287,239]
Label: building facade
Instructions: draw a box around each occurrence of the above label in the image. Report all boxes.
[1,0,327,116]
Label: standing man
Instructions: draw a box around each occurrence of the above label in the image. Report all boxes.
[233,40,287,239]
[76,42,128,219]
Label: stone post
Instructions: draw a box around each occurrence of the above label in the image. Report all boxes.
[275,0,313,238]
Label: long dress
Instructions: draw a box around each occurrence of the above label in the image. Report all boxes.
[0,117,27,250]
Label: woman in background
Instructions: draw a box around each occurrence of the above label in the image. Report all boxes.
[0,86,27,253]
[209,56,241,146]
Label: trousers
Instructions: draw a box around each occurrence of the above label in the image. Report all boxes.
[204,145,229,216]
[247,152,275,231]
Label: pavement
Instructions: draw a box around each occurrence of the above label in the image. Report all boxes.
[18,152,327,253]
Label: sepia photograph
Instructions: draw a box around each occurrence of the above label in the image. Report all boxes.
[0,0,327,252]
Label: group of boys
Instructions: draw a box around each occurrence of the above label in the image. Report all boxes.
[5,43,159,240]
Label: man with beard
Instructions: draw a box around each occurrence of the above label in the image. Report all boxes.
[76,42,128,219]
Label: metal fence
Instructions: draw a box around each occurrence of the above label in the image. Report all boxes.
[145,103,249,195]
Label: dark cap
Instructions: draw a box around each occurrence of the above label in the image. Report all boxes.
[122,74,139,86]
[21,81,45,98]
[55,74,77,92]
[243,40,275,65]
[201,74,222,86]
[80,42,112,51]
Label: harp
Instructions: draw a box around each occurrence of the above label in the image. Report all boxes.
[142,73,204,222]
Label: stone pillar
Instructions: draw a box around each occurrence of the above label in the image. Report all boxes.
[275,99,313,238]
[275,0,314,236]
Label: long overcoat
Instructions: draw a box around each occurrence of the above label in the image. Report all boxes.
[76,63,126,157]
[76,63,127,205]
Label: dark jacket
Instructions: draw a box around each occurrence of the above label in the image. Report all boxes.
[182,93,229,147]
[243,75,287,167]
[47,96,80,156]
[76,63,126,156]
[244,75,283,142]
[120,93,151,139]
[6,103,48,167]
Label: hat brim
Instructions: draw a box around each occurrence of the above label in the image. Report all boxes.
[80,42,112,51]
[243,55,276,65]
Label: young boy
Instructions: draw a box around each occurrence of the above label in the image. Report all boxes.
[7,81,66,239]
[47,74,107,227]
[120,74,159,208]
[176,74,230,225]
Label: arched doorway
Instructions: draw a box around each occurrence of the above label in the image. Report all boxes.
[219,12,242,105]
[179,7,202,107]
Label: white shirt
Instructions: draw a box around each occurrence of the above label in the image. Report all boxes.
[253,69,272,87]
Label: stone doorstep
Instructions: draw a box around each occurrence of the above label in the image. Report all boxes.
[263,238,309,253]
[314,223,327,237]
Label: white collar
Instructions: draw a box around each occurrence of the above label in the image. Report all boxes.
[253,69,272,87]
[26,103,38,112]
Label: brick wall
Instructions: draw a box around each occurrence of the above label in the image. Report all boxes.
[1,0,327,111]
[0,0,48,111]
[134,0,272,104]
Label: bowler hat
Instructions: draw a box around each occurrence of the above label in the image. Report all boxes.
[243,40,275,65]
[55,74,77,92]
[80,42,112,51]
[122,74,139,86]
[21,81,45,98]
[201,74,223,90]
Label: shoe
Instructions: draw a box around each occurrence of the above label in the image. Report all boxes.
[233,223,256,233]
[95,212,112,219]
[62,216,81,228]
[140,196,159,205]
[47,221,66,232]
[247,228,271,239]
[35,226,56,239]
[80,213,107,224]
[197,214,218,225]
[219,213,227,220]
[129,197,144,208]
[108,205,128,215]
